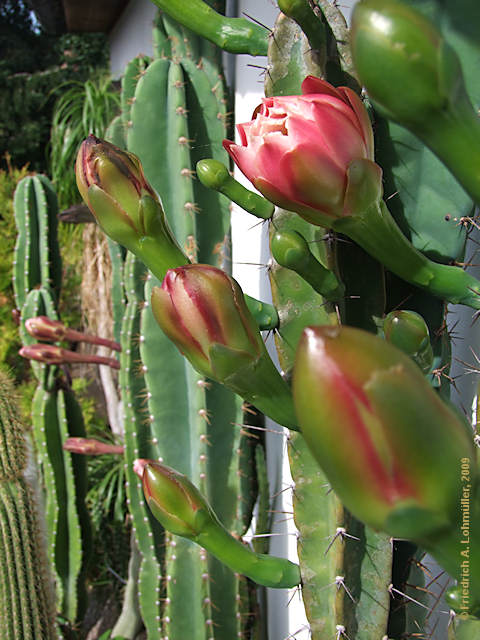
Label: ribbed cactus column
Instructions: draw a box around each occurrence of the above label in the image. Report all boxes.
[0,369,57,640]
[106,9,263,638]
[13,174,91,625]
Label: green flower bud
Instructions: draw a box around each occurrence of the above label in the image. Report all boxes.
[136,459,213,539]
[350,0,465,128]
[383,310,433,373]
[75,135,187,280]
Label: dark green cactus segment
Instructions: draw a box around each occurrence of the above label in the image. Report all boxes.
[150,0,269,56]
[13,175,62,311]
[265,12,326,97]
[277,0,327,55]
[196,158,275,220]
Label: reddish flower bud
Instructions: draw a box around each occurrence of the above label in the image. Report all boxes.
[151,264,264,380]
[223,76,382,226]
[19,344,120,370]
[63,438,124,456]
[151,264,298,428]
[25,316,121,351]
[293,325,476,540]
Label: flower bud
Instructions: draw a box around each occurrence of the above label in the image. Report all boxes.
[350,0,465,129]
[136,459,212,539]
[76,136,187,279]
[223,75,382,226]
[151,264,265,380]
[76,135,156,239]
[151,264,298,429]
[19,344,120,370]
[63,438,124,456]
[292,325,476,540]
[25,316,121,351]
[383,310,433,373]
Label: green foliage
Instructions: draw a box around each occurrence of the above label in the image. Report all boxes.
[0,157,28,375]
[49,73,120,208]
[0,2,110,173]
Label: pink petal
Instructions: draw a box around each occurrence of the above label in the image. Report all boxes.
[308,101,368,165]
[301,76,346,102]
[337,88,375,160]
[281,145,346,216]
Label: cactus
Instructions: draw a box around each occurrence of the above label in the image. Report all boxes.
[93,9,269,639]
[63,0,480,637]
[0,369,57,640]
[13,175,91,626]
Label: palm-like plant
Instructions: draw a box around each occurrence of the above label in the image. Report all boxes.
[49,73,120,209]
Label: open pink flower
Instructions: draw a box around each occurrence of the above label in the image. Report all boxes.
[223,76,381,226]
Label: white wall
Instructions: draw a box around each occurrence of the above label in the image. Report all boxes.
[109,0,157,79]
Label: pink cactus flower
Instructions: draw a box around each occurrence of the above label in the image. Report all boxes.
[223,76,382,226]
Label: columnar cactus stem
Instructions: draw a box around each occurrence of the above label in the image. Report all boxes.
[0,370,57,640]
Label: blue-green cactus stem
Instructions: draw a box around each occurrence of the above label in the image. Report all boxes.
[150,0,269,56]
[13,175,62,311]
[271,229,344,301]
[196,159,275,220]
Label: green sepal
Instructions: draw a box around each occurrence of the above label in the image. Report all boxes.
[87,185,136,246]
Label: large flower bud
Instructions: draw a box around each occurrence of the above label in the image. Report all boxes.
[350,0,465,130]
[151,264,298,429]
[75,136,186,280]
[292,325,476,540]
[223,75,382,227]
[151,264,265,380]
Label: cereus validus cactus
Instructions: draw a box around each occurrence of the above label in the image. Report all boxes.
[67,0,480,638]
